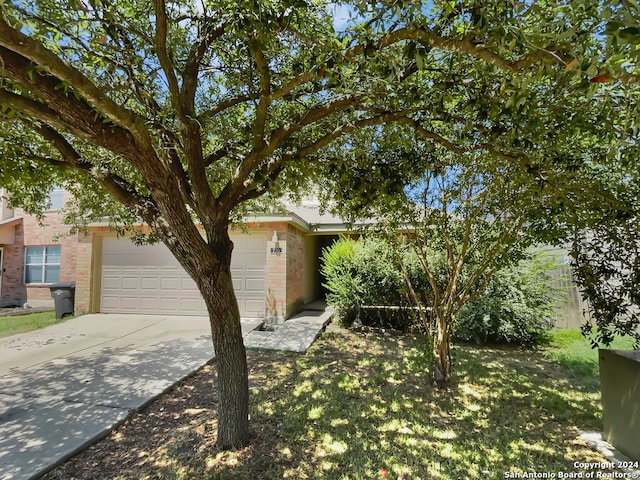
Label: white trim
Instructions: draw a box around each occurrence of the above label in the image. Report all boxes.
[88,212,313,232]
[242,212,310,231]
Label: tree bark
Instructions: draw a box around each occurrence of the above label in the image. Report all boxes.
[433,314,452,383]
[197,245,248,449]
[197,262,250,449]
[145,172,251,449]
[172,225,249,450]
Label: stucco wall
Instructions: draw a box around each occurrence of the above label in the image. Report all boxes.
[263,222,287,320]
[303,235,320,304]
[285,224,305,317]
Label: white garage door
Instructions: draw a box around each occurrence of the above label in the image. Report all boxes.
[100,235,266,317]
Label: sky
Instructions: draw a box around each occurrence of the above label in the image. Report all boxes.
[329,3,356,31]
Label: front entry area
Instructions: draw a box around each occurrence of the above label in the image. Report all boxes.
[99,235,266,317]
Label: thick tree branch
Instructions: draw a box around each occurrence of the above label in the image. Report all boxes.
[218,95,364,210]
[0,7,150,145]
[234,110,412,203]
[27,121,156,215]
[0,49,147,167]
[342,23,568,72]
[162,16,227,233]
[204,145,235,167]
[181,20,225,113]
[153,0,181,113]
[0,87,138,161]
[198,94,257,119]
[249,37,271,151]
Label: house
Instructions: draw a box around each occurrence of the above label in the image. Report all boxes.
[0,190,361,320]
[0,187,590,329]
[0,187,79,309]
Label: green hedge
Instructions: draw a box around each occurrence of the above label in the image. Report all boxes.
[322,237,557,345]
[321,236,426,328]
[454,254,558,347]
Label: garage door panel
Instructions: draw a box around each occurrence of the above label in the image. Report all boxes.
[121,277,140,290]
[230,256,244,268]
[245,278,265,293]
[100,296,120,310]
[245,299,264,317]
[141,277,160,290]
[160,277,179,290]
[101,275,121,290]
[180,277,198,291]
[140,297,162,311]
[159,297,180,312]
[100,235,265,317]
[140,265,161,273]
[120,297,141,310]
[245,236,265,250]
[179,298,203,312]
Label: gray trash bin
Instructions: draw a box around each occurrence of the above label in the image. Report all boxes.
[49,281,76,319]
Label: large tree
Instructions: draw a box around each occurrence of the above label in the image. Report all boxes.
[1,0,638,447]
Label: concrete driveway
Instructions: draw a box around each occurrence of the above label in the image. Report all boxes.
[0,313,261,480]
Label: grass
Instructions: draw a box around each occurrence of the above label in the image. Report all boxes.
[544,329,636,389]
[0,310,70,338]
[45,328,619,480]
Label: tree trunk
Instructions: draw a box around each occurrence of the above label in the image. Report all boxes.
[193,245,250,449]
[148,204,251,449]
[433,315,452,383]
[202,267,250,449]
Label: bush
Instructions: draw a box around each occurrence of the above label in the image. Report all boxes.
[321,236,426,329]
[454,254,558,347]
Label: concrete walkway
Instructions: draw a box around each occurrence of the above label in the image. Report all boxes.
[244,307,334,352]
[0,314,262,480]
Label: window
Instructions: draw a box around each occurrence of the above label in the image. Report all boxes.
[25,246,61,284]
[47,187,65,210]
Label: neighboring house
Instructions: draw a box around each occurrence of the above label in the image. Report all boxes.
[0,187,78,308]
[0,191,360,320]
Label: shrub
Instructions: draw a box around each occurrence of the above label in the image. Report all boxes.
[321,236,426,329]
[454,254,558,347]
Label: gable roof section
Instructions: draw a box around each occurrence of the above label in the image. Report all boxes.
[87,202,379,235]
[0,216,22,245]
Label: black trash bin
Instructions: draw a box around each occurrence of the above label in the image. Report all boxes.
[49,282,76,319]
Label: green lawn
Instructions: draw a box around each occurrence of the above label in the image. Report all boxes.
[0,311,71,338]
[44,328,623,480]
[544,329,636,389]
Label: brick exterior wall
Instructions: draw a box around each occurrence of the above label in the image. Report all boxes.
[1,223,26,306]
[262,222,287,320]
[74,233,96,313]
[20,207,78,304]
[0,190,79,307]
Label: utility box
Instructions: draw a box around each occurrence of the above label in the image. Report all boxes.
[599,349,640,461]
[49,281,76,319]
